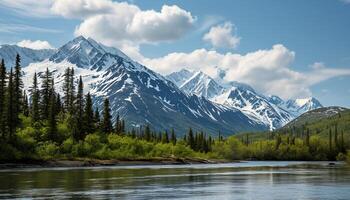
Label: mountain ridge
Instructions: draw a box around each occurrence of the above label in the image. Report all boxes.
[15,36,267,135]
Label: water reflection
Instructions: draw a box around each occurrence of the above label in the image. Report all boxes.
[0,161,349,199]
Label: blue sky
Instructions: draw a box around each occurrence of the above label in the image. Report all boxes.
[0,0,349,107]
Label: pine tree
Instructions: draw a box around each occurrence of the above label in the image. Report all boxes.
[84,92,94,134]
[47,85,57,142]
[0,59,6,139]
[69,68,75,113]
[30,72,40,123]
[5,68,16,139]
[94,107,100,129]
[115,114,121,134]
[161,131,169,143]
[73,76,85,140]
[22,91,29,117]
[187,128,195,149]
[55,93,62,115]
[144,124,151,141]
[170,128,176,145]
[101,98,112,134]
[13,54,23,121]
[63,68,71,112]
[305,128,310,147]
[40,68,52,120]
[62,68,75,113]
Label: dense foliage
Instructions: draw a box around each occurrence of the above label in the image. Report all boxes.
[0,55,349,162]
[0,55,213,161]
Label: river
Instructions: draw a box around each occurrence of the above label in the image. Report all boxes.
[0,161,349,199]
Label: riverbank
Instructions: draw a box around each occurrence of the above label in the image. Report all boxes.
[0,157,225,169]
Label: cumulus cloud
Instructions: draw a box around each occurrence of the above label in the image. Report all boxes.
[50,0,196,47]
[1,0,195,50]
[141,45,350,99]
[203,22,240,49]
[17,40,55,50]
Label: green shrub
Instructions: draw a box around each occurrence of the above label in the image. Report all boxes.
[61,138,74,154]
[36,142,59,160]
[72,141,86,157]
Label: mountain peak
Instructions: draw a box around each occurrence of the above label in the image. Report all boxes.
[49,36,132,69]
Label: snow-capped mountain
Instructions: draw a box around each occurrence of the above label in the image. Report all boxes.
[284,98,323,115]
[0,44,55,69]
[13,36,268,135]
[166,69,194,87]
[167,69,323,130]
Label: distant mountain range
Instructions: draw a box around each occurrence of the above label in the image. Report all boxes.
[167,69,323,130]
[0,36,324,135]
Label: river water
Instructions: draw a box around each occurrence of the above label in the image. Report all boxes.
[0,161,349,199]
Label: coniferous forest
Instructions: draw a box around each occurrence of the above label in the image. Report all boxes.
[0,54,349,163]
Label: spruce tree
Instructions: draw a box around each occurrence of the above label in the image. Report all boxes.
[0,59,6,139]
[40,68,52,120]
[22,91,29,117]
[161,131,169,143]
[5,68,16,139]
[84,92,94,134]
[74,76,85,140]
[94,107,100,129]
[101,98,112,134]
[69,68,75,113]
[144,124,151,141]
[62,68,75,113]
[13,54,23,121]
[63,68,71,112]
[30,72,40,123]
[170,128,176,145]
[47,85,57,142]
[187,128,195,149]
[55,93,62,115]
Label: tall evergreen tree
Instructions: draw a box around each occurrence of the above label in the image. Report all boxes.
[40,68,52,120]
[84,92,94,134]
[101,98,112,134]
[161,131,169,143]
[12,54,22,127]
[62,68,75,113]
[47,84,57,142]
[63,68,71,112]
[69,68,75,113]
[144,124,151,141]
[187,128,195,149]
[94,107,100,129]
[30,72,40,123]
[170,128,176,145]
[22,91,29,117]
[55,93,62,115]
[0,59,6,139]
[73,76,85,140]
[5,68,16,139]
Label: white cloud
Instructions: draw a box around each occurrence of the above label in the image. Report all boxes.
[50,0,196,47]
[1,0,195,50]
[17,40,55,50]
[203,22,240,49]
[141,44,350,99]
